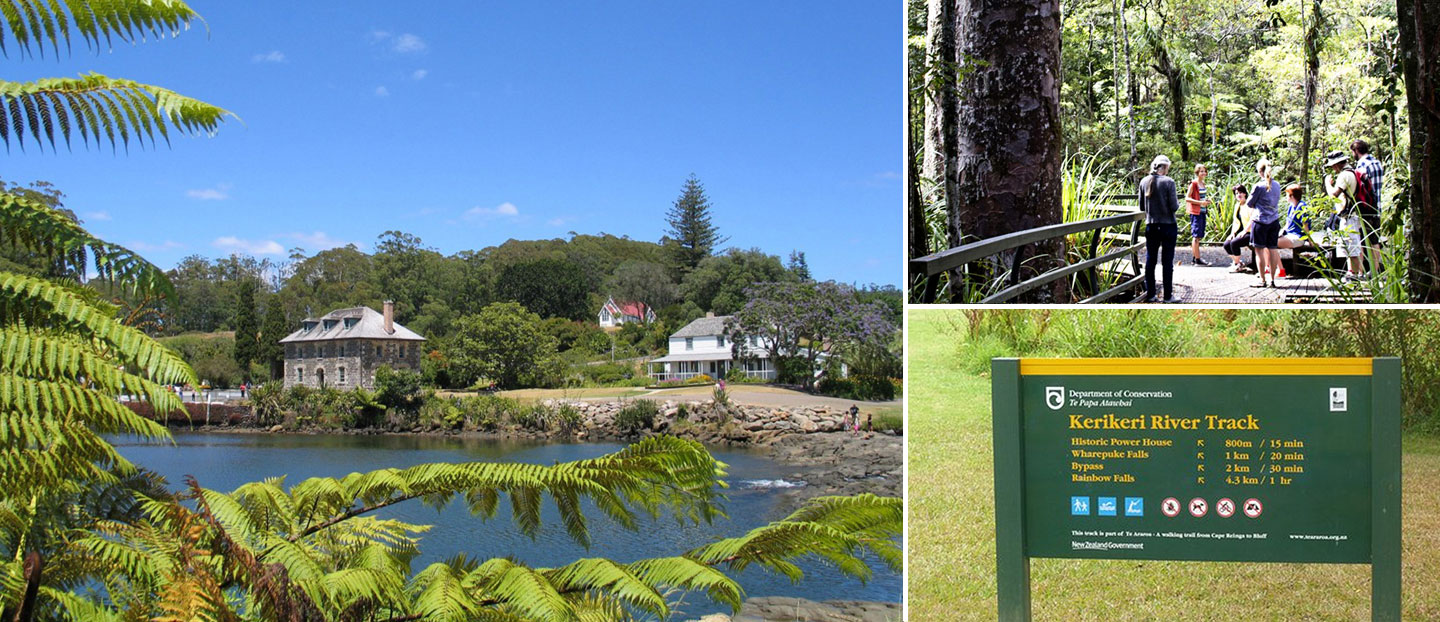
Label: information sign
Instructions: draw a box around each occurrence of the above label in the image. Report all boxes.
[991,358,1401,621]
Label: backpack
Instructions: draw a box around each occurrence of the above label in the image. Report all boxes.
[1342,167,1377,217]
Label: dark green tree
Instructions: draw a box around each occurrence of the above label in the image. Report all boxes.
[787,250,812,281]
[662,175,728,274]
[606,260,678,310]
[447,302,561,389]
[232,279,259,381]
[681,248,796,315]
[494,257,590,320]
[258,294,288,380]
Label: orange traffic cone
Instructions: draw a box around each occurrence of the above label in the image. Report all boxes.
[1277,268,1288,279]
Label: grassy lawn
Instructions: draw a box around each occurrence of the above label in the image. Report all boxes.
[909,310,1440,621]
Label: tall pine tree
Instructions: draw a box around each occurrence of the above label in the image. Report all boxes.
[662,175,728,274]
[258,294,288,381]
[232,279,260,382]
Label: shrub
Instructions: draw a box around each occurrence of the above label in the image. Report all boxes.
[375,366,425,410]
[615,400,658,434]
[576,362,633,386]
[249,381,287,426]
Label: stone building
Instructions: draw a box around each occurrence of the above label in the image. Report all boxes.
[279,301,425,390]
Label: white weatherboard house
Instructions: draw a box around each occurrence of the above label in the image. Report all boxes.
[598,297,656,328]
[647,314,775,382]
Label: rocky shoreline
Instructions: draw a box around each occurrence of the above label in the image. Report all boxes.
[688,597,901,622]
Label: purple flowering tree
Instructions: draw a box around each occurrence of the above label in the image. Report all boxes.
[728,281,897,389]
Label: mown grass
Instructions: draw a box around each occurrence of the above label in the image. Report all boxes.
[908,310,1440,621]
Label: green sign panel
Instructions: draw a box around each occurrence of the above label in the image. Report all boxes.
[992,358,1402,621]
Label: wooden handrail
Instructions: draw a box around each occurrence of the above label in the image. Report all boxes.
[910,206,1147,303]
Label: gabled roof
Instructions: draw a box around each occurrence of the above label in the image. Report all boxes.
[278,306,425,343]
[603,297,651,318]
[671,315,730,338]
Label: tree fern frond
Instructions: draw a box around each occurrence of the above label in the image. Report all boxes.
[685,494,902,584]
[542,557,668,618]
[0,73,232,153]
[0,272,195,383]
[0,191,178,298]
[626,555,744,612]
[2,0,200,58]
[464,558,575,622]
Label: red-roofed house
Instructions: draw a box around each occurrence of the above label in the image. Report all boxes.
[598,296,657,327]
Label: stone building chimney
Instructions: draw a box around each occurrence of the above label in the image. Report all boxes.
[383,300,395,334]
[705,311,715,318]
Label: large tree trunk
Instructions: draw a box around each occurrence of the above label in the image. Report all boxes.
[1298,0,1322,189]
[1120,0,1137,174]
[908,101,928,263]
[1400,0,1440,301]
[950,0,1064,301]
[922,0,954,208]
[1151,38,1189,163]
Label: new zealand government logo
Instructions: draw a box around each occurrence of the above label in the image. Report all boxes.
[1046,386,1065,410]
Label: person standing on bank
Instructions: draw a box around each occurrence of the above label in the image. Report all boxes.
[1246,159,1283,288]
[1138,155,1181,303]
[1184,164,1212,265]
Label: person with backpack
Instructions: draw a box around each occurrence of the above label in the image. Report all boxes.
[1184,164,1212,265]
[1323,150,1375,281]
[1351,139,1385,273]
[1246,159,1283,288]
[1138,155,1181,303]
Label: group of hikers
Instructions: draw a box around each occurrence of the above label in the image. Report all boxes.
[1137,139,1385,302]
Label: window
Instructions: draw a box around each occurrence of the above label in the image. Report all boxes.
[376,344,382,357]
[338,367,346,384]
[685,337,694,351]
[296,368,304,383]
[717,335,726,347]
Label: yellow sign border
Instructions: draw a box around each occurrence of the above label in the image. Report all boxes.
[1018,358,1373,376]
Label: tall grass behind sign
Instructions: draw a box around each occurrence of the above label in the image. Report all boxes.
[991,358,1401,621]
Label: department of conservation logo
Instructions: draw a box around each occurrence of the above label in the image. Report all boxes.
[1045,386,1065,410]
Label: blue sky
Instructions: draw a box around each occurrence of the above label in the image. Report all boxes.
[3,2,900,287]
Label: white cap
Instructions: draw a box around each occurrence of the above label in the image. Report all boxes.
[1151,155,1172,171]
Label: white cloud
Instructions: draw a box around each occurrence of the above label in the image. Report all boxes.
[392,33,426,53]
[187,184,231,200]
[252,50,286,63]
[287,231,355,251]
[546,217,571,227]
[412,69,428,80]
[84,210,111,221]
[213,236,284,256]
[464,202,520,220]
[374,86,390,97]
[370,30,426,54]
[130,240,184,252]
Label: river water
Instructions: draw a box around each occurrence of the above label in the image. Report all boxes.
[115,432,901,617]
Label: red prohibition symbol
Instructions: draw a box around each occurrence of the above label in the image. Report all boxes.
[1161,497,1181,517]
[1216,497,1236,518]
[1188,497,1208,518]
[1243,498,1263,518]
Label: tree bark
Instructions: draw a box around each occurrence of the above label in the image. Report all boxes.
[1298,0,1322,189]
[1400,0,1440,301]
[1120,0,1137,174]
[908,100,928,263]
[1151,38,1189,163]
[950,0,1065,301]
[922,0,954,208]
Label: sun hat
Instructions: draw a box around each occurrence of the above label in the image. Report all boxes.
[1323,150,1349,168]
[1150,155,1172,171]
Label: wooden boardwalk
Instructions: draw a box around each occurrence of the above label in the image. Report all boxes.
[1129,246,1370,303]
